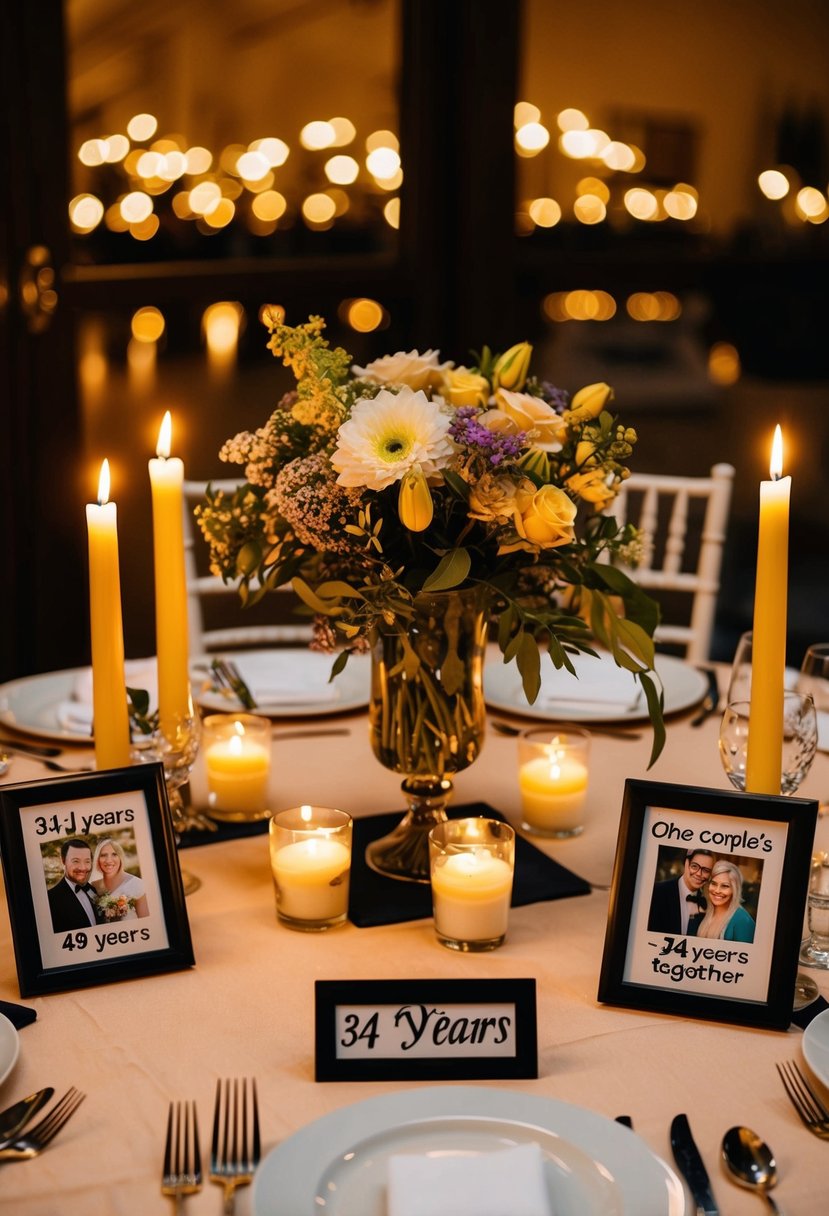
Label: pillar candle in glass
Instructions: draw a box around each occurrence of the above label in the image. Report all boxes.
[517,728,591,837]
[269,806,352,931]
[203,713,271,821]
[428,818,515,951]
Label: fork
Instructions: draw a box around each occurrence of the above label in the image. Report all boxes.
[210,1078,261,1214]
[776,1060,829,1138]
[0,1087,86,1161]
[210,659,258,711]
[162,1100,202,1211]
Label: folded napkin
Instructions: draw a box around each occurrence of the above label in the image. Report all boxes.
[0,1000,36,1030]
[387,1143,551,1216]
[196,652,340,708]
[57,659,158,734]
[535,652,642,715]
[817,709,829,754]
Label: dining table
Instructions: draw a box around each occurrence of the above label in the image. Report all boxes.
[1,661,827,1216]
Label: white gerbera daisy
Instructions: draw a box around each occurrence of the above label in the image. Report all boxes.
[331,387,455,490]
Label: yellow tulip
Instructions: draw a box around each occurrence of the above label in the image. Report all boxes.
[566,381,613,421]
[398,465,434,531]
[493,341,532,391]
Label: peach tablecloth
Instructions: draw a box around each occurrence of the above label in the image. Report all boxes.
[1,689,827,1215]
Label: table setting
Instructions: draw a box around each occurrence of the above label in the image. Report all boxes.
[0,321,828,1215]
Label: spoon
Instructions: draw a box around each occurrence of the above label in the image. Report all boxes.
[490,719,642,741]
[721,1125,781,1213]
[0,1087,54,1148]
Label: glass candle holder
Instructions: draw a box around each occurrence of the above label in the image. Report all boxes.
[517,728,591,838]
[269,805,352,931]
[428,817,515,952]
[203,713,271,822]
[800,851,829,970]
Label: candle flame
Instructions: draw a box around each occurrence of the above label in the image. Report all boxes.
[229,734,243,756]
[97,459,111,505]
[300,804,313,823]
[770,424,784,480]
[548,761,561,781]
[156,410,172,459]
[233,720,246,737]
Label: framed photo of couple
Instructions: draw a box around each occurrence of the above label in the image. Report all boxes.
[0,763,194,996]
[598,779,818,1030]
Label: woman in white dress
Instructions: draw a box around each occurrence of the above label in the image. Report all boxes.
[91,838,149,920]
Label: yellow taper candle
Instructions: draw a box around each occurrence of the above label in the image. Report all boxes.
[86,460,131,769]
[746,425,790,794]
[149,411,191,732]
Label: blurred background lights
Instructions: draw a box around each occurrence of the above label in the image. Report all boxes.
[325,155,359,184]
[131,306,165,343]
[184,146,213,175]
[375,168,403,191]
[515,122,550,153]
[202,301,244,376]
[576,177,610,203]
[514,101,541,127]
[343,297,386,332]
[624,187,659,220]
[128,214,159,241]
[251,190,287,222]
[573,195,606,224]
[326,188,351,217]
[236,150,270,181]
[559,129,596,158]
[528,197,561,227]
[557,108,589,132]
[383,197,401,229]
[366,147,401,179]
[300,121,337,150]
[602,141,636,172]
[120,191,153,223]
[79,139,108,166]
[249,138,289,168]
[157,150,186,181]
[365,130,399,153]
[136,151,164,178]
[758,168,790,200]
[708,342,742,385]
[103,135,129,163]
[203,197,235,228]
[328,117,357,147]
[189,181,222,216]
[664,188,698,220]
[795,185,828,221]
[126,113,158,141]
[627,291,681,321]
[69,194,104,233]
[302,193,337,225]
[104,203,129,232]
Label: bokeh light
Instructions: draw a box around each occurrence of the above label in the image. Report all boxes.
[131,306,165,343]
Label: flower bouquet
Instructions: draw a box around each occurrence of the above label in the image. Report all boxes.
[197,314,664,875]
[95,892,136,922]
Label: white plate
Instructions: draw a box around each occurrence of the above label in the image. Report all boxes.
[0,651,371,742]
[803,1008,829,1087]
[191,650,370,718]
[485,652,709,724]
[251,1087,684,1216]
[0,1014,20,1088]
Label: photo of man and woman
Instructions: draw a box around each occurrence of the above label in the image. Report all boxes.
[42,830,150,934]
[648,846,760,943]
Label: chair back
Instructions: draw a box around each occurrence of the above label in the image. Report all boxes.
[183,479,311,655]
[608,463,735,662]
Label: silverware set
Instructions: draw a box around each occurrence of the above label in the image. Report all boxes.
[777,1058,829,1139]
[164,1077,260,1213]
[0,1087,85,1162]
[209,658,258,710]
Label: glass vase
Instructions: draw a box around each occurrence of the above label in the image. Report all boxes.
[366,586,488,882]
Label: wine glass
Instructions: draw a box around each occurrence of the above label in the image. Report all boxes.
[725,630,753,705]
[718,691,819,1006]
[132,709,206,894]
[797,643,829,809]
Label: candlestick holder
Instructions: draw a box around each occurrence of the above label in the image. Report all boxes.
[131,707,207,894]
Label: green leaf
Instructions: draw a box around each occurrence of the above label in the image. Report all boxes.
[328,650,350,681]
[315,580,365,600]
[236,542,261,576]
[497,604,515,652]
[126,687,150,716]
[613,616,655,668]
[292,577,344,616]
[422,547,471,592]
[515,632,541,703]
[640,672,666,768]
[443,470,470,502]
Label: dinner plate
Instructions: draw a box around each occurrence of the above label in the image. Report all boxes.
[484,652,709,723]
[802,1008,829,1087]
[0,1014,20,1088]
[191,649,370,717]
[251,1087,684,1216]
[0,668,91,743]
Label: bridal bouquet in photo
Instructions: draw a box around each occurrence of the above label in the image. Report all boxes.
[95,892,136,922]
[197,313,665,763]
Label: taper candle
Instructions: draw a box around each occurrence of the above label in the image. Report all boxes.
[149,411,191,731]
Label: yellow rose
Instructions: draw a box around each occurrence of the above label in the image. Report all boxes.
[468,472,523,522]
[520,484,577,546]
[441,367,491,407]
[484,389,567,452]
[566,467,617,509]
[565,381,613,422]
[492,341,532,391]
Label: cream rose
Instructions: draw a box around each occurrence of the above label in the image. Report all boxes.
[441,366,491,407]
[468,472,525,522]
[351,349,453,392]
[482,389,567,452]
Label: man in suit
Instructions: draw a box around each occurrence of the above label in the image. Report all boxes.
[648,848,716,936]
[47,838,100,933]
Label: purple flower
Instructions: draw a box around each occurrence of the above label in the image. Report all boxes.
[538,382,570,412]
[449,408,527,467]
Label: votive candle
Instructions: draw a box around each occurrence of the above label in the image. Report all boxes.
[518,728,590,837]
[429,818,515,951]
[270,806,352,930]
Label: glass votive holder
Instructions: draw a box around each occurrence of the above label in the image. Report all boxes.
[517,727,591,838]
[203,713,272,822]
[428,818,515,952]
[269,805,352,931]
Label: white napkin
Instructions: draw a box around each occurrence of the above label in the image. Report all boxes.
[818,709,829,754]
[536,652,642,715]
[223,652,339,707]
[56,660,158,734]
[386,1143,551,1216]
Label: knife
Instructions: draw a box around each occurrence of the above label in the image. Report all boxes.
[670,1113,719,1215]
[690,668,720,728]
[0,1087,54,1146]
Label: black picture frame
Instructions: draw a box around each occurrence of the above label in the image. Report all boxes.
[315,979,538,1082]
[0,763,194,996]
[597,779,817,1031]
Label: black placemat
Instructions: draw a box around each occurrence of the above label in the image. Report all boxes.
[0,999,36,1029]
[791,993,829,1030]
[348,802,591,928]
[178,816,269,850]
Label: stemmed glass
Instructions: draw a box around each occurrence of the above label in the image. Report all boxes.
[797,643,829,810]
[718,691,819,1006]
[131,709,207,894]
